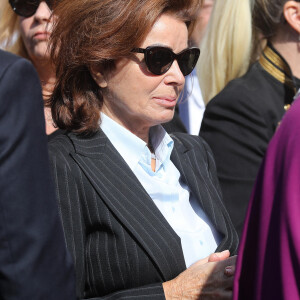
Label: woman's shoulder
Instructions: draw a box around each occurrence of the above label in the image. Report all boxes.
[48,132,74,157]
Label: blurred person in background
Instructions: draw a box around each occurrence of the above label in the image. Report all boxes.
[0,48,75,300]
[163,0,214,134]
[198,0,254,106]
[199,0,300,236]
[0,0,63,139]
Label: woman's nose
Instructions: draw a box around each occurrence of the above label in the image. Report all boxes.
[164,60,186,86]
[34,1,52,22]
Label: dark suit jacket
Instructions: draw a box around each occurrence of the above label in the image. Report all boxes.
[200,57,300,236]
[0,50,75,299]
[49,130,238,299]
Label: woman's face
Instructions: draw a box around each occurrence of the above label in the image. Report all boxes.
[98,13,188,133]
[19,1,53,64]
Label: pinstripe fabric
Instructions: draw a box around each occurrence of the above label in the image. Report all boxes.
[49,130,238,299]
[170,133,239,253]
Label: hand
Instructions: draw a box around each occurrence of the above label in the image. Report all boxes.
[163,251,237,300]
[207,250,231,263]
[207,250,235,277]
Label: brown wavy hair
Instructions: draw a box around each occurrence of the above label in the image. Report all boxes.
[49,0,202,134]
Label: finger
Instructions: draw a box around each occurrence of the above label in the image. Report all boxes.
[208,253,221,262]
[208,250,230,262]
[224,265,235,277]
[218,250,230,260]
[217,255,237,267]
[211,256,237,276]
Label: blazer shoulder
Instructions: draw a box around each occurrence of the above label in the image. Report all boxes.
[48,133,75,158]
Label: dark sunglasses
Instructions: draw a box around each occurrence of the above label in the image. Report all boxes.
[9,0,53,17]
[132,46,200,76]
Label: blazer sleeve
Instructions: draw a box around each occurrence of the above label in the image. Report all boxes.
[0,55,75,299]
[49,143,166,300]
[200,89,270,236]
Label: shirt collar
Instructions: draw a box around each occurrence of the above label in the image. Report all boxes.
[150,125,174,168]
[100,113,174,171]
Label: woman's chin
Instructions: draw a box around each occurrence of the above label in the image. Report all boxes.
[154,111,175,126]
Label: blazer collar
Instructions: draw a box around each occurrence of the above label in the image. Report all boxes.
[68,130,186,281]
[170,134,229,241]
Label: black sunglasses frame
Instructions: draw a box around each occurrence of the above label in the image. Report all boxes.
[132,46,200,76]
[9,0,54,18]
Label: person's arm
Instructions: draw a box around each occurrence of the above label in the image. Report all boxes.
[0,56,75,299]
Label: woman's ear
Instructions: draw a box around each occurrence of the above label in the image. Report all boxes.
[283,1,300,34]
[90,65,108,88]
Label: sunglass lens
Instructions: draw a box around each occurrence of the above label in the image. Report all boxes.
[147,47,173,75]
[178,48,200,76]
[10,0,39,17]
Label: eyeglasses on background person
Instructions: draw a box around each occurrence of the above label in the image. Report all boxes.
[2,0,62,137]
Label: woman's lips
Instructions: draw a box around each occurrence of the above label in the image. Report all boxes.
[153,96,177,107]
[34,32,50,40]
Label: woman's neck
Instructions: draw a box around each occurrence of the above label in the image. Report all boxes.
[271,27,300,78]
[101,105,151,144]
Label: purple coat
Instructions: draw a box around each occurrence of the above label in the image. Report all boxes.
[233,96,300,299]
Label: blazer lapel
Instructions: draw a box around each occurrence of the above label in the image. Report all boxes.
[170,135,229,245]
[68,131,186,281]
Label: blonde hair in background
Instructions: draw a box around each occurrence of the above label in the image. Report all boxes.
[0,0,29,59]
[198,0,253,105]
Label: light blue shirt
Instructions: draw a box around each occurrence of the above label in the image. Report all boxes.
[178,69,205,135]
[100,113,222,267]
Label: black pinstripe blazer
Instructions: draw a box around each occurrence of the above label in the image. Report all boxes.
[49,130,238,299]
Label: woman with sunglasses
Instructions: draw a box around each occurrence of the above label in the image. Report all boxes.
[48,0,238,299]
[0,0,63,139]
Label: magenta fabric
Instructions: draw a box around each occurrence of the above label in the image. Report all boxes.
[233,96,300,300]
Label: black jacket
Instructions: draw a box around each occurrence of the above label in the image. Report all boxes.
[200,43,300,236]
[49,130,238,299]
[0,50,75,299]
